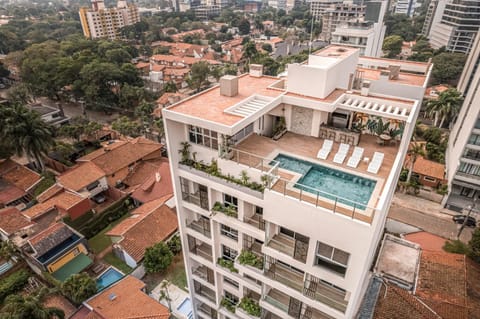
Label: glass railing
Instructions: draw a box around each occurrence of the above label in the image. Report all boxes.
[264,295,288,313]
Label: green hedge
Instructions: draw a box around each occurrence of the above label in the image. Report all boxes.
[0,269,30,303]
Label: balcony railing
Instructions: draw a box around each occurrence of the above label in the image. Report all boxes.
[197,302,218,319]
[264,289,290,313]
[190,242,213,262]
[246,213,265,231]
[266,233,308,263]
[265,262,304,293]
[193,265,215,285]
[304,278,348,313]
[194,282,216,303]
[187,218,211,238]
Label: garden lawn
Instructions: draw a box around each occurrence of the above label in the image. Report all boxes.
[144,254,187,292]
[102,252,132,274]
[88,213,131,254]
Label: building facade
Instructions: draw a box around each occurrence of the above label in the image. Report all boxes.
[445,33,480,211]
[331,20,386,57]
[428,0,480,54]
[79,0,140,40]
[394,0,417,17]
[163,46,431,319]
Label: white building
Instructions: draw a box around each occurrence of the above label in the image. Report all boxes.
[331,20,386,57]
[163,46,431,319]
[79,0,140,40]
[394,0,417,17]
[445,33,480,211]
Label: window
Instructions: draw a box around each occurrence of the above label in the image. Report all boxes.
[424,176,436,182]
[223,194,238,211]
[224,291,239,305]
[314,241,350,276]
[220,224,238,240]
[188,125,218,150]
[255,206,263,215]
[468,134,480,146]
[223,276,239,288]
[180,177,209,210]
[222,245,238,262]
[230,123,254,145]
[86,180,100,191]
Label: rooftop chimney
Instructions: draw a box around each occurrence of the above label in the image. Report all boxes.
[388,65,401,80]
[249,64,263,77]
[220,75,238,97]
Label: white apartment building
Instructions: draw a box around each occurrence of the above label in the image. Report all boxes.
[421,0,447,37]
[331,21,386,57]
[445,34,480,211]
[394,0,418,17]
[163,46,431,319]
[79,0,140,40]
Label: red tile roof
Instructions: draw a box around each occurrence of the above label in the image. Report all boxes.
[57,162,105,192]
[130,159,174,204]
[0,207,33,236]
[404,155,445,180]
[37,184,64,203]
[22,190,86,219]
[0,159,42,191]
[0,182,25,205]
[120,204,178,262]
[85,275,170,319]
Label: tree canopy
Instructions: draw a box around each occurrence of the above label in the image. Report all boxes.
[431,52,467,85]
[61,273,97,305]
[144,242,174,273]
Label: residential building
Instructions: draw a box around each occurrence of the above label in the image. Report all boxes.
[445,33,480,211]
[403,155,446,188]
[79,0,140,40]
[421,0,447,37]
[154,92,189,112]
[24,222,92,282]
[163,46,431,319]
[0,207,33,241]
[0,159,42,209]
[394,0,417,17]
[268,0,297,12]
[75,275,170,319]
[309,0,344,21]
[428,0,480,54]
[106,198,178,268]
[57,161,108,200]
[27,103,70,127]
[321,2,366,41]
[331,20,386,57]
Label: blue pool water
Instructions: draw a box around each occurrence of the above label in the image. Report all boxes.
[96,267,124,290]
[273,154,376,209]
[177,297,193,319]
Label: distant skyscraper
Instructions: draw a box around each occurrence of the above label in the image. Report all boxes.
[394,0,417,17]
[427,0,480,54]
[79,0,140,40]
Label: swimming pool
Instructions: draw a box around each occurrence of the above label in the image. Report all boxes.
[177,297,193,319]
[273,154,376,209]
[96,267,124,290]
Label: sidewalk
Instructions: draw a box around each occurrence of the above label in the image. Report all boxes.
[392,192,455,220]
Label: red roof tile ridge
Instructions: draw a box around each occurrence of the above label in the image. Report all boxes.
[391,285,441,318]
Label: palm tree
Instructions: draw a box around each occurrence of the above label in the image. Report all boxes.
[425,88,463,128]
[61,273,97,305]
[406,141,425,183]
[242,41,258,66]
[0,288,65,319]
[0,104,54,171]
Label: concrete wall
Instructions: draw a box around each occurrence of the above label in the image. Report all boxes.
[67,197,92,221]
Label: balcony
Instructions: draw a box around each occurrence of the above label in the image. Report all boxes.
[304,278,348,313]
[197,302,218,319]
[238,240,264,271]
[264,289,290,313]
[192,265,215,285]
[265,261,304,293]
[302,306,336,319]
[245,213,265,231]
[189,237,213,263]
[194,281,216,303]
[266,233,308,263]
[187,218,211,238]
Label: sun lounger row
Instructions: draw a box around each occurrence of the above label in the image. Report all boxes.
[317,139,384,173]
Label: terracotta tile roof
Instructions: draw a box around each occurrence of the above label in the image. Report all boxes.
[77,138,162,176]
[0,159,42,191]
[0,181,25,205]
[28,222,75,256]
[86,275,170,319]
[0,207,33,236]
[106,196,171,237]
[43,294,77,318]
[425,84,450,98]
[404,231,446,252]
[466,259,480,319]
[37,184,64,203]
[130,159,174,204]
[164,67,190,76]
[170,29,205,41]
[404,155,445,180]
[151,64,165,72]
[22,190,86,219]
[151,54,220,65]
[57,162,106,192]
[135,62,150,69]
[374,283,439,319]
[155,93,188,109]
[119,204,178,262]
[166,74,283,126]
[78,140,128,162]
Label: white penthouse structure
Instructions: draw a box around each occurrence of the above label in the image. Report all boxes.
[163,46,432,319]
[331,20,386,57]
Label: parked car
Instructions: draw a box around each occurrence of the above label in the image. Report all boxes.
[452,215,477,227]
[92,193,106,204]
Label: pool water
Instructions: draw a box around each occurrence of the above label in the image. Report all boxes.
[177,297,193,319]
[273,154,376,209]
[96,267,124,290]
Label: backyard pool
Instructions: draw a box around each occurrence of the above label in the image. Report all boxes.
[273,154,376,209]
[177,297,193,319]
[96,267,124,290]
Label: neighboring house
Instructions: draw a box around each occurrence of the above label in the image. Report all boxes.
[404,155,446,188]
[27,103,70,127]
[154,92,188,115]
[151,41,208,58]
[76,137,163,187]
[170,29,205,42]
[0,207,33,241]
[57,161,108,200]
[0,159,42,209]
[106,198,177,268]
[424,84,449,100]
[24,222,92,281]
[43,294,77,319]
[73,275,170,319]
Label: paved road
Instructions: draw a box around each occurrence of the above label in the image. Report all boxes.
[388,202,474,242]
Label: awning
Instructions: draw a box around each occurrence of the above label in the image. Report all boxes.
[51,253,93,282]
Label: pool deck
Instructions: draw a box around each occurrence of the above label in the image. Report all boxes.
[235,132,400,223]
[151,280,190,319]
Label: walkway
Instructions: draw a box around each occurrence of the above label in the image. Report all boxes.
[150,281,190,319]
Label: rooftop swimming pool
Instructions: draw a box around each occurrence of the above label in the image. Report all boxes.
[177,297,193,319]
[272,154,376,209]
[96,267,124,291]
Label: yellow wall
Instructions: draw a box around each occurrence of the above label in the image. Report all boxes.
[79,8,91,38]
[47,243,88,273]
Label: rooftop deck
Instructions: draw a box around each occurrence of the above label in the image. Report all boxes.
[234,132,400,223]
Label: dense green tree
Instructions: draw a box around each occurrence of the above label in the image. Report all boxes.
[382,35,403,58]
[61,273,97,305]
[0,62,9,78]
[164,81,178,93]
[135,100,155,124]
[384,13,423,41]
[112,116,142,137]
[425,88,464,128]
[187,61,210,92]
[6,83,33,105]
[59,117,102,142]
[242,41,258,65]
[406,141,425,183]
[238,19,251,35]
[0,104,54,171]
[469,228,480,263]
[0,288,64,319]
[431,52,467,85]
[262,43,273,53]
[144,242,174,273]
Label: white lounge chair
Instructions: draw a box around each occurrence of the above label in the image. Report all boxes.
[346,147,364,168]
[333,143,350,164]
[317,139,333,160]
[367,152,384,174]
